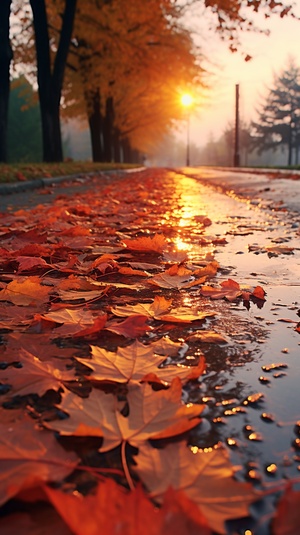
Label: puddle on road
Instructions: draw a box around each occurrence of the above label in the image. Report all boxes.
[166,172,300,489]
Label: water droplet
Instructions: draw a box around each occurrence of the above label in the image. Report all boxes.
[294,421,300,436]
[292,438,300,450]
[219,398,239,407]
[259,376,271,384]
[248,432,263,441]
[243,392,264,406]
[202,396,216,404]
[265,463,277,475]
[226,437,238,447]
[261,412,275,423]
[262,362,288,372]
[247,469,261,482]
[273,372,287,378]
[213,417,227,424]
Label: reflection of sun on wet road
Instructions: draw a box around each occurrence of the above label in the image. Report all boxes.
[155,169,300,492]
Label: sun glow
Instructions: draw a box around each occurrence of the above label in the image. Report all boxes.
[180,93,194,108]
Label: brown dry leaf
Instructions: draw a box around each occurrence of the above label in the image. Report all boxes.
[123,234,167,253]
[266,245,294,255]
[159,308,217,323]
[45,479,211,535]
[150,337,188,356]
[76,339,205,385]
[43,308,106,337]
[193,261,219,279]
[134,441,259,535]
[200,278,242,301]
[111,296,172,319]
[187,331,228,344]
[272,485,300,535]
[105,314,152,338]
[118,266,149,277]
[0,416,78,506]
[46,378,204,451]
[0,277,51,306]
[149,265,205,289]
[16,256,52,273]
[0,348,75,398]
[55,276,101,291]
[251,285,266,300]
[112,296,216,323]
[56,289,108,302]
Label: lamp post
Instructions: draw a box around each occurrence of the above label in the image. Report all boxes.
[180,93,194,167]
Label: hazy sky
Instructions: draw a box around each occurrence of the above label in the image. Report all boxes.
[179,4,300,147]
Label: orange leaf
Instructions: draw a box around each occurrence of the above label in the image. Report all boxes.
[134,441,259,535]
[0,276,51,306]
[123,233,167,253]
[272,485,300,535]
[252,285,266,300]
[45,479,211,535]
[105,314,152,338]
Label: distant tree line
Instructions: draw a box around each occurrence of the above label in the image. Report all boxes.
[184,57,300,168]
[0,0,296,164]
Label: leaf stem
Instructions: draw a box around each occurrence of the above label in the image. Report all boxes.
[121,440,135,491]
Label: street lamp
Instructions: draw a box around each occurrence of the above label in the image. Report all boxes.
[180,93,194,166]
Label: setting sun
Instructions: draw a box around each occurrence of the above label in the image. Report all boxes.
[180,93,194,108]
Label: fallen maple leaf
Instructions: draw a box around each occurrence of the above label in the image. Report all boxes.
[0,276,51,306]
[43,309,107,337]
[122,233,167,253]
[111,296,172,319]
[149,265,206,289]
[76,339,205,385]
[118,266,149,277]
[15,256,52,273]
[0,416,78,506]
[251,285,266,300]
[272,485,300,535]
[159,308,217,323]
[45,378,204,452]
[187,331,228,344]
[200,279,242,301]
[150,337,188,356]
[0,348,75,398]
[111,296,216,324]
[134,441,259,535]
[105,314,152,338]
[45,479,211,535]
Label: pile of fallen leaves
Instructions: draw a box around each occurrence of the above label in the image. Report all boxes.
[0,168,297,534]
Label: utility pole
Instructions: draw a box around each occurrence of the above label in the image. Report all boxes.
[233,84,240,167]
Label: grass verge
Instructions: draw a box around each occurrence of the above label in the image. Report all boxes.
[0,162,139,183]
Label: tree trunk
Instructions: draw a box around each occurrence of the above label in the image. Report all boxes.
[103,96,114,162]
[122,137,132,163]
[87,88,103,162]
[113,128,121,163]
[288,120,293,166]
[0,0,13,163]
[30,0,77,162]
